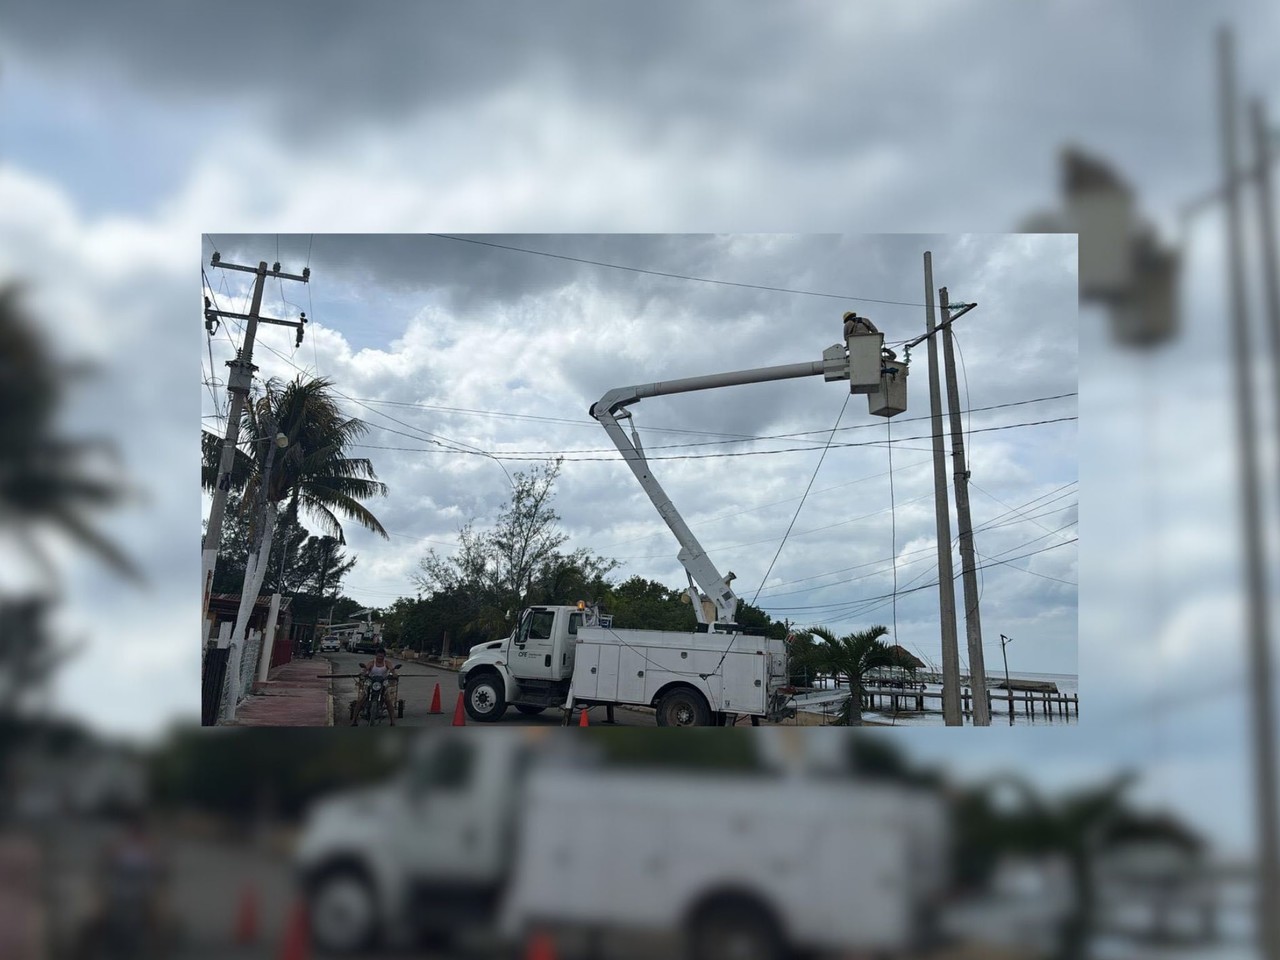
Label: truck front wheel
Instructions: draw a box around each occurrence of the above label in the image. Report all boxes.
[308,866,379,954]
[656,688,711,727]
[464,673,508,722]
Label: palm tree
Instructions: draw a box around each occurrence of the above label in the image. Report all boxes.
[1,285,136,582]
[201,376,388,678]
[806,624,894,725]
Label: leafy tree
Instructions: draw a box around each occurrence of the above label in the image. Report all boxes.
[804,624,894,725]
[602,576,697,632]
[207,492,311,596]
[299,535,357,598]
[413,459,616,641]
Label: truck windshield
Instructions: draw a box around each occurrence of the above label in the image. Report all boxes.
[410,740,475,792]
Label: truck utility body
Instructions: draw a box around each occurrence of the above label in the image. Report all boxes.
[295,733,949,959]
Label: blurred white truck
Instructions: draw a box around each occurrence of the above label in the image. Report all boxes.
[294,732,948,959]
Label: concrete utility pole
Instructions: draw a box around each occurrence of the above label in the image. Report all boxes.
[1219,28,1280,960]
[940,287,990,725]
[201,256,309,644]
[1253,97,1280,479]
[924,253,963,725]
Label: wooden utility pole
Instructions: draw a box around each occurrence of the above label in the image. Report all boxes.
[924,253,962,725]
[1219,28,1280,960]
[940,287,990,725]
[200,256,308,644]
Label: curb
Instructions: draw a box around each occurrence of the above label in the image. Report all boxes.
[325,658,334,727]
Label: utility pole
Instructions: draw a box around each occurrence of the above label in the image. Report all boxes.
[940,287,990,725]
[200,255,309,644]
[1252,97,1280,479]
[924,253,963,725]
[1219,28,1280,960]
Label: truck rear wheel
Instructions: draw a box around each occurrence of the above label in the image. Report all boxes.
[656,688,711,727]
[687,898,786,960]
[464,673,507,722]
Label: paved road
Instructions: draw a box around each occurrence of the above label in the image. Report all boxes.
[324,652,657,727]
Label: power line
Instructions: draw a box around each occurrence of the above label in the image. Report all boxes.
[349,415,1077,461]
[751,395,851,606]
[427,234,943,308]
[345,390,1078,449]
[749,502,1076,600]
[757,538,1077,613]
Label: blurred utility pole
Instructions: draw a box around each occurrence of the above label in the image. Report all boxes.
[940,286,990,725]
[1219,27,1280,960]
[1253,98,1280,461]
[201,256,308,645]
[924,253,963,725]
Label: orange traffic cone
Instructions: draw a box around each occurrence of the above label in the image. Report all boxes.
[578,706,589,727]
[452,691,467,726]
[234,882,259,944]
[428,682,442,714]
[277,900,310,960]
[525,928,557,960]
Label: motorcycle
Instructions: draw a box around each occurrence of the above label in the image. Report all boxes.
[349,673,404,725]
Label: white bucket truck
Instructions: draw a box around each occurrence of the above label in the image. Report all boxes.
[459,317,908,726]
[294,731,949,959]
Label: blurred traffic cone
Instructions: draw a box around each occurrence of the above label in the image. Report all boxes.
[525,928,557,960]
[578,706,589,727]
[277,900,309,960]
[452,691,466,726]
[234,882,259,944]
[428,682,442,714]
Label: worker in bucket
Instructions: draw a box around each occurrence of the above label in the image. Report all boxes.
[842,310,880,338]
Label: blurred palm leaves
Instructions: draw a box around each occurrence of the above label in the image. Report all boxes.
[0,284,137,583]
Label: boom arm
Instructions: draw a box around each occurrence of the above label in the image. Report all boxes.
[590,349,853,629]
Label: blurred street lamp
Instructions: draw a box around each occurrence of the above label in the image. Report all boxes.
[1021,147,1181,348]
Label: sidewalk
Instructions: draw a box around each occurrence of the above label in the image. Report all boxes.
[0,834,45,960]
[227,657,333,727]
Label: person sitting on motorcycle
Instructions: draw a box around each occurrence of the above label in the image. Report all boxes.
[351,647,401,725]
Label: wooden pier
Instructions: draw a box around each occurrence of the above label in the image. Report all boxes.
[859,684,1079,719]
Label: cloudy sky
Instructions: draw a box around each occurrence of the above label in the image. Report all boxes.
[1,1,1278,856]
[199,232,1078,677]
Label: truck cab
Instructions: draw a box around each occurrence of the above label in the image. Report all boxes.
[458,605,593,722]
